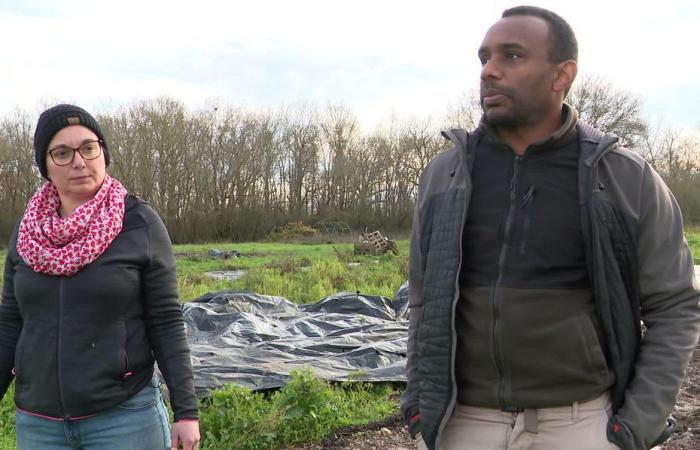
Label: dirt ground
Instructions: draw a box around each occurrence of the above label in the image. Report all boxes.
[284,415,414,450]
[287,345,699,450]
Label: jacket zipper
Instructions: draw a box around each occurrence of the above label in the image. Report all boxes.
[492,154,522,409]
[57,277,68,418]
[519,185,535,255]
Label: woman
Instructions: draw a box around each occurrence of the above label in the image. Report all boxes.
[0,104,200,450]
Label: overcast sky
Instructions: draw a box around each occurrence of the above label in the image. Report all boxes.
[1,0,698,130]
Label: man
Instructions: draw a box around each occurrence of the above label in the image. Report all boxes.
[401,6,699,450]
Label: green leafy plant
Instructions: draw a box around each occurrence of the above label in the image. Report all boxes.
[0,382,15,450]
[198,369,399,449]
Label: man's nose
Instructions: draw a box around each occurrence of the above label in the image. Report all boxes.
[481,58,502,80]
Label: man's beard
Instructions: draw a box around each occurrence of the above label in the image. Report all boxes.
[481,98,539,130]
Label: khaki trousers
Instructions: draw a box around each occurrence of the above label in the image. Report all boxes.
[416,393,622,450]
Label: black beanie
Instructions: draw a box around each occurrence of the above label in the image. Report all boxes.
[34,104,109,179]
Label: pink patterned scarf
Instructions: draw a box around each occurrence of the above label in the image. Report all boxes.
[17,175,128,276]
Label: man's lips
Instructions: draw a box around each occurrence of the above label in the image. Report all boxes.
[481,89,509,106]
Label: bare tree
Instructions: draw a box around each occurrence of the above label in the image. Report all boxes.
[567,74,648,147]
[281,103,320,217]
[2,86,696,244]
[0,109,38,240]
[443,90,481,131]
[320,104,359,212]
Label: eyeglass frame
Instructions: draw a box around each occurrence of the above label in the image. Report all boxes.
[47,139,104,166]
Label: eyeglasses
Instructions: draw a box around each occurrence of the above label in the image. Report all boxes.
[47,140,103,166]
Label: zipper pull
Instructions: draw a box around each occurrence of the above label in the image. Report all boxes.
[519,185,535,208]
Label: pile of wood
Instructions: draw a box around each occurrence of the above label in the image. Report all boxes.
[354,230,399,256]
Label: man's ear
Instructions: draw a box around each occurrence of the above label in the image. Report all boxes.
[553,60,577,94]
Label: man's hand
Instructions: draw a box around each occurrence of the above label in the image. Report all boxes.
[171,420,200,450]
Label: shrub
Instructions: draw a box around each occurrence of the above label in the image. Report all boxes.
[199,384,278,450]
[267,222,318,241]
[197,369,399,449]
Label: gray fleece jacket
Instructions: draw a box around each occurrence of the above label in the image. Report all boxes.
[401,121,700,450]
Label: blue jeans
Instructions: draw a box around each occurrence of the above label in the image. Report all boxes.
[16,378,171,450]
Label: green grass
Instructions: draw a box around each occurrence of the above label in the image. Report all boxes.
[199,369,398,450]
[174,241,409,303]
[0,382,14,450]
[686,228,700,264]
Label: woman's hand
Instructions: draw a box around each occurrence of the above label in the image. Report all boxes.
[171,420,200,450]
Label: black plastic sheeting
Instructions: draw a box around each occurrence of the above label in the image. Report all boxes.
[181,283,409,398]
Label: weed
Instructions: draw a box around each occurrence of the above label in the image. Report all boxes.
[264,257,301,275]
[299,257,312,268]
[332,246,354,264]
[686,231,700,263]
[198,384,277,450]
[198,369,399,449]
[0,382,14,449]
[398,254,409,280]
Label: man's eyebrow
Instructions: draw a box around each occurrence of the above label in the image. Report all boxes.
[478,42,526,55]
[499,43,527,52]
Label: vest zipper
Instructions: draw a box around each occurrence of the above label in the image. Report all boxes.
[492,154,522,409]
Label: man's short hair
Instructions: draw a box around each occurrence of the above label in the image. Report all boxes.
[502,6,578,63]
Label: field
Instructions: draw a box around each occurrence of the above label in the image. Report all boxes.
[173,239,409,303]
[0,238,410,449]
[0,231,697,449]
